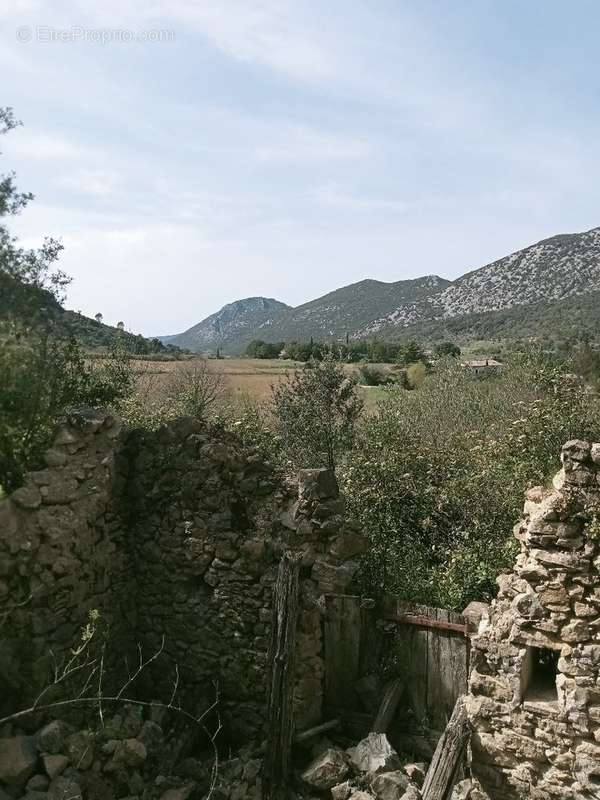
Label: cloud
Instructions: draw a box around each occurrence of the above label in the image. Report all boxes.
[254,125,372,164]
[169,0,336,84]
[3,130,102,161]
[314,183,411,214]
[67,0,337,84]
[3,0,600,339]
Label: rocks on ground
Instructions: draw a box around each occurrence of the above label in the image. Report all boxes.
[0,704,227,800]
[302,732,424,800]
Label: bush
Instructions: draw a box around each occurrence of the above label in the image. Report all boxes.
[245,340,284,359]
[434,341,461,358]
[118,361,227,431]
[167,361,226,418]
[357,364,391,386]
[271,356,363,472]
[342,353,600,610]
[229,396,283,465]
[0,333,133,492]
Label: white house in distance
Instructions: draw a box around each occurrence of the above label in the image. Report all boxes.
[462,358,503,376]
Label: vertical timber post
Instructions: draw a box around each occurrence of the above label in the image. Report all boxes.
[263,551,302,800]
[421,696,469,800]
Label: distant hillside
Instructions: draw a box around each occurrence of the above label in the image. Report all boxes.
[161,277,449,354]
[254,275,449,343]
[366,227,600,336]
[161,297,291,352]
[398,288,600,346]
[161,226,600,354]
[0,272,175,353]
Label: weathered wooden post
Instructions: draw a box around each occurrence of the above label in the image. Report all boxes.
[421,696,469,800]
[263,551,302,800]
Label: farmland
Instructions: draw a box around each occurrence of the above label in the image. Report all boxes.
[128,357,388,409]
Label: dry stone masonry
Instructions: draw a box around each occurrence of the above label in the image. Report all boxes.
[10,409,600,799]
[0,408,367,748]
[0,408,130,714]
[467,439,600,800]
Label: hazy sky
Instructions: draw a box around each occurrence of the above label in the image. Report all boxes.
[2,1,600,335]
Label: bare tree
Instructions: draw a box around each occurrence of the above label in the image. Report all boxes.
[169,361,227,420]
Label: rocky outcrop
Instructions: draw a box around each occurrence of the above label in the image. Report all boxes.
[466,440,600,799]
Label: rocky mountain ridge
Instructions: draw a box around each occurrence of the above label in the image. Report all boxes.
[161,226,600,353]
[159,296,290,353]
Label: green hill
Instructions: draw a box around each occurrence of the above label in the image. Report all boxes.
[0,272,180,355]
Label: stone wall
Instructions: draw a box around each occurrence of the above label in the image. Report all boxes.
[467,440,600,800]
[0,409,367,744]
[0,409,131,714]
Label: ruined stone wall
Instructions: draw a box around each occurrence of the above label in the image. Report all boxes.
[467,440,600,800]
[116,418,368,741]
[0,409,131,714]
[0,410,366,743]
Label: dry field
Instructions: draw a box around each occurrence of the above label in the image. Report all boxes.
[132,357,299,404]
[130,357,388,409]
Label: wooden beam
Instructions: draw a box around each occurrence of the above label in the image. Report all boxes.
[383,612,469,637]
[294,718,341,743]
[263,552,302,800]
[372,678,404,733]
[421,696,470,800]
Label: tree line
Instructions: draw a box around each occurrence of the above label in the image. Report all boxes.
[245,337,461,364]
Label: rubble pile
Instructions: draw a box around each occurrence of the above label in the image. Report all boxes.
[299,733,426,800]
[0,704,222,800]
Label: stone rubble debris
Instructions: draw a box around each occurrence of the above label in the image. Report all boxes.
[301,733,423,800]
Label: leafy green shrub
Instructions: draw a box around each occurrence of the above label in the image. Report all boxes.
[229,396,283,465]
[434,341,461,358]
[272,356,364,472]
[245,339,284,359]
[357,364,391,386]
[0,333,133,491]
[343,354,600,610]
[167,361,226,418]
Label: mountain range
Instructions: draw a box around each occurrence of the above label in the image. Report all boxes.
[161,226,600,354]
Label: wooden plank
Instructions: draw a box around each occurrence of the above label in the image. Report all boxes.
[324,595,362,708]
[263,552,302,800]
[295,718,340,743]
[426,608,468,732]
[323,706,372,741]
[383,613,469,636]
[373,677,405,733]
[422,696,470,800]
[359,603,382,677]
[354,673,381,712]
[377,598,469,736]
[429,608,451,732]
[394,731,443,760]
[403,602,430,729]
[446,610,469,724]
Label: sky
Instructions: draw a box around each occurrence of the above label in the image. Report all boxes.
[2,0,600,336]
